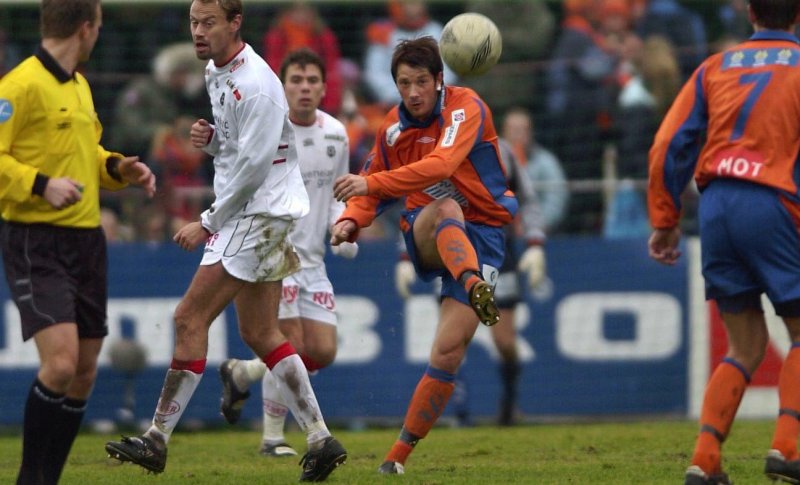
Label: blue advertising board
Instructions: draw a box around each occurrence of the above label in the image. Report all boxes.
[0,237,688,425]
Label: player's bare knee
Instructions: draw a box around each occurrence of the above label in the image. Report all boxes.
[433,198,463,222]
[69,367,98,397]
[40,355,78,392]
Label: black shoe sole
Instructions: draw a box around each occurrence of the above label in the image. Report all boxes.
[219,360,250,425]
[300,452,347,482]
[105,442,165,474]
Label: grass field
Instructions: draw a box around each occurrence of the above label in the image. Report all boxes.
[0,419,781,484]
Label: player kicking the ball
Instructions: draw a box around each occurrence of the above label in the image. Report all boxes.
[331,36,516,474]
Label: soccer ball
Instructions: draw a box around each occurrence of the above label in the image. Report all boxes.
[439,12,502,77]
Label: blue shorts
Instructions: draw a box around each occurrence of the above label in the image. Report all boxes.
[700,179,800,316]
[400,208,504,306]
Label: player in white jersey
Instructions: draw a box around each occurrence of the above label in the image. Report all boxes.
[217,48,357,457]
[105,2,346,482]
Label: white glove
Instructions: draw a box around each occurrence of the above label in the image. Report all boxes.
[517,245,546,289]
[395,260,416,299]
[330,241,359,259]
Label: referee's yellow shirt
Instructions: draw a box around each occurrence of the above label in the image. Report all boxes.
[0,47,127,228]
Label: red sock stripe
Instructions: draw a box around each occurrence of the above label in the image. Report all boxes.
[263,341,297,370]
[301,354,324,372]
[170,358,206,374]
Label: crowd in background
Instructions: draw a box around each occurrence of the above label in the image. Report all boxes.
[0,0,752,242]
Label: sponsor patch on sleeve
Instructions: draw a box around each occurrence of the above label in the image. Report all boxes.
[0,99,13,123]
[441,109,466,148]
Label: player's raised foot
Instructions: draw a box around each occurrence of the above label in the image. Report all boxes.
[105,435,167,474]
[378,461,405,475]
[684,465,732,485]
[260,441,298,458]
[299,436,347,482]
[468,280,499,326]
[765,449,800,483]
[219,358,250,424]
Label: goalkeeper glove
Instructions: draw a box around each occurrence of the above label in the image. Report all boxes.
[395,259,416,299]
[330,241,359,259]
[517,245,546,289]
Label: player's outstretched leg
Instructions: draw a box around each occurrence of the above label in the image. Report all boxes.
[105,435,167,474]
[299,436,347,482]
[219,358,252,424]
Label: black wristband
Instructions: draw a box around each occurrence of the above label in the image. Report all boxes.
[32,173,49,197]
[106,157,123,182]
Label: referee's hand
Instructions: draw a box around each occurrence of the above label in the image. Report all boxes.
[43,177,83,209]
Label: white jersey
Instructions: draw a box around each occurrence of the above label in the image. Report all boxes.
[200,43,309,233]
[291,110,349,268]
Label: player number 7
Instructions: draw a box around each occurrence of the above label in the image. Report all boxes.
[730,71,772,142]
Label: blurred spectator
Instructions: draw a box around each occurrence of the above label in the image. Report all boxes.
[461,0,556,115]
[0,29,21,78]
[148,116,212,234]
[336,58,382,174]
[501,107,568,234]
[614,34,680,180]
[634,0,707,81]
[109,42,207,158]
[543,0,621,233]
[363,0,458,107]
[100,207,133,243]
[717,0,751,42]
[261,1,343,115]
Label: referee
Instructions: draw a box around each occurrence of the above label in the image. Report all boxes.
[0,1,155,483]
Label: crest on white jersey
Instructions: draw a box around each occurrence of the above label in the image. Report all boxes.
[386,122,401,147]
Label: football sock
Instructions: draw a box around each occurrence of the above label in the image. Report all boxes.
[301,354,324,373]
[499,360,521,422]
[145,358,205,445]
[264,342,330,449]
[239,357,267,387]
[771,344,800,460]
[43,397,87,484]
[261,368,289,444]
[385,366,455,465]
[434,219,479,289]
[691,358,749,473]
[18,379,65,484]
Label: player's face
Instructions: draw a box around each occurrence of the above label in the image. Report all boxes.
[189,1,241,63]
[78,4,102,63]
[284,63,326,123]
[395,64,440,121]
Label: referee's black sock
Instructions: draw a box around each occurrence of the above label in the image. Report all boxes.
[17,379,64,485]
[43,397,87,484]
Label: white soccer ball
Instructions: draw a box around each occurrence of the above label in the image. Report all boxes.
[439,12,502,77]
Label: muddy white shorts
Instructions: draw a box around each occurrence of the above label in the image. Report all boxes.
[200,215,300,283]
[279,265,337,325]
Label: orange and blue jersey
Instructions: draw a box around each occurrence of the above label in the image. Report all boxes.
[648,30,800,229]
[339,85,517,234]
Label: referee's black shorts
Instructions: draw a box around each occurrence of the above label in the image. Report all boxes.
[1,222,108,341]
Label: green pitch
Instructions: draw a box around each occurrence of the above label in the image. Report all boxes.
[0,420,779,484]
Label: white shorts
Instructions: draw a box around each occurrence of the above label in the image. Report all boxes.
[200,215,300,283]
[279,265,337,325]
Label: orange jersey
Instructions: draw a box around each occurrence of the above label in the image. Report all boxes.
[341,85,517,231]
[649,31,800,229]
